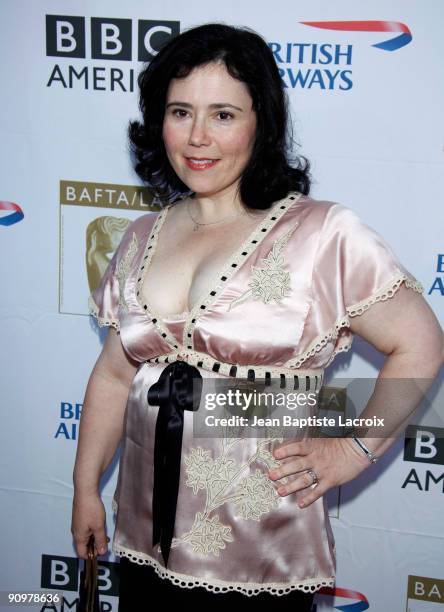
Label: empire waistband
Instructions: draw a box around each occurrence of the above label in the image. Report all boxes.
[145,349,324,392]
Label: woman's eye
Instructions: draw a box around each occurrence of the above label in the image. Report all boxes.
[170,109,233,121]
[217,111,233,121]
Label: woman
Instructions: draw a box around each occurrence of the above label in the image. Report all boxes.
[71,23,443,610]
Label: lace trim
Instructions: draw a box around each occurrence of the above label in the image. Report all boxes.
[112,542,334,596]
[284,315,350,369]
[182,191,303,350]
[88,294,120,332]
[145,348,324,391]
[116,231,139,312]
[324,341,353,367]
[346,273,424,317]
[284,272,424,369]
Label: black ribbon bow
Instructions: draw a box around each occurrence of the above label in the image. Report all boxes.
[147,360,203,567]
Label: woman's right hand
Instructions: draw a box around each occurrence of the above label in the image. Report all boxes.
[71,492,110,560]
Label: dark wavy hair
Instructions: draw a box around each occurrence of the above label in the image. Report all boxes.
[128,22,311,209]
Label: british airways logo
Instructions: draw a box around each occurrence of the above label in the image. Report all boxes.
[317,585,370,610]
[270,19,412,91]
[300,20,412,52]
[0,201,24,226]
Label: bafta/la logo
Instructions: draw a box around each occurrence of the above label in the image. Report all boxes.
[406,574,443,609]
[300,20,412,52]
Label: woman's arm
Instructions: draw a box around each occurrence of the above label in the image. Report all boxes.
[73,328,139,496]
[269,285,444,506]
[343,283,444,458]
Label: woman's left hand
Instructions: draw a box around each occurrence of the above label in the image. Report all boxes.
[268,436,374,508]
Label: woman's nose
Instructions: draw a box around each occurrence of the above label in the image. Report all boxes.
[188,119,211,146]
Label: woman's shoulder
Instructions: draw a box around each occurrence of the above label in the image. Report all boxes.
[288,192,352,229]
[293,192,350,213]
[126,207,164,240]
[136,207,164,228]
[110,208,162,264]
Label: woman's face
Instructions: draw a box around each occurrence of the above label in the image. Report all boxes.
[162,61,257,198]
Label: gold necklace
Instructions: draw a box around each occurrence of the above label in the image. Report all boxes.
[186,199,243,232]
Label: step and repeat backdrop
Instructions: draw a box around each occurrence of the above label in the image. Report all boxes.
[1,1,443,610]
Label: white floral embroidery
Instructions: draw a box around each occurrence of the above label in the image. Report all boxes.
[179,512,234,556]
[234,470,280,520]
[116,231,138,311]
[168,434,288,557]
[227,224,299,311]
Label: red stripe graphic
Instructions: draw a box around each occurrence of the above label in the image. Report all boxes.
[300,20,410,34]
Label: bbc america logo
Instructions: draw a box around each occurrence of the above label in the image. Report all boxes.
[40,553,120,606]
[402,425,444,493]
[45,15,180,61]
[404,425,444,466]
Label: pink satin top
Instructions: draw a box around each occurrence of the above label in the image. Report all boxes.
[88,190,423,596]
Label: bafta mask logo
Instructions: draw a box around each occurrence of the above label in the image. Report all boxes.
[86,216,131,293]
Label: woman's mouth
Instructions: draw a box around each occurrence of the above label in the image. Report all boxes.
[184,157,220,170]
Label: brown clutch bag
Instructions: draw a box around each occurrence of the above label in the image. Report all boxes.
[78,534,100,612]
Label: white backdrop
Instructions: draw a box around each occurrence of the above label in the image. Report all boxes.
[1,1,443,610]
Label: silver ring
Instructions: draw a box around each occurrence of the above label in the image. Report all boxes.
[307,469,319,486]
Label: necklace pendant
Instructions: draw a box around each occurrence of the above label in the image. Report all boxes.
[193,222,199,232]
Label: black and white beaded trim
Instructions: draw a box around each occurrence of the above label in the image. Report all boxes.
[145,349,323,392]
[182,191,303,351]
